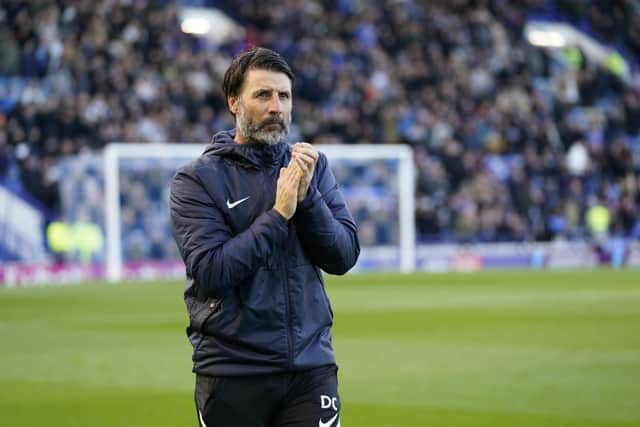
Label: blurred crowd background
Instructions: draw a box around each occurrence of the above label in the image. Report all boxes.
[1,0,639,262]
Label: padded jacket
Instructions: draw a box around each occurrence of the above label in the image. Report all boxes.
[169,130,360,376]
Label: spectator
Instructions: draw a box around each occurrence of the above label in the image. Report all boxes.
[0,0,638,250]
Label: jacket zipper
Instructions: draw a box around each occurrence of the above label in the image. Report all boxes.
[281,247,294,369]
[267,164,295,369]
[279,169,293,369]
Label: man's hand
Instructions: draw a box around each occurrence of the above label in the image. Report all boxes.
[273,164,301,220]
[291,142,319,201]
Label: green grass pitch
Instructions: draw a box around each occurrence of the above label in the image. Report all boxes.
[1,270,639,426]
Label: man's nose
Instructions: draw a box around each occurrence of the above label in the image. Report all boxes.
[267,94,282,113]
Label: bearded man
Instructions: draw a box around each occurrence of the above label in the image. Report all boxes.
[169,47,360,427]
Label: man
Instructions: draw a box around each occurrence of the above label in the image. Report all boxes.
[169,47,360,427]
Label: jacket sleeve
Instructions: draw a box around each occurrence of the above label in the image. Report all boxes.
[169,169,288,299]
[293,153,360,274]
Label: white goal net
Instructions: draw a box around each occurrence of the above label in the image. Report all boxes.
[104,143,415,282]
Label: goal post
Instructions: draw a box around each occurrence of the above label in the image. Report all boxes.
[104,143,415,282]
[104,143,207,282]
[316,144,416,274]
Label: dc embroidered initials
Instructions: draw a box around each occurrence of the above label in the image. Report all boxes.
[319,395,340,427]
[320,395,338,411]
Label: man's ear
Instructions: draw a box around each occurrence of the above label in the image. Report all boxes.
[228,96,238,115]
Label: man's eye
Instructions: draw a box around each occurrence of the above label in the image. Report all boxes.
[279,93,290,100]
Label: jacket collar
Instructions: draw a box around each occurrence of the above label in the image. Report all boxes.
[203,129,288,169]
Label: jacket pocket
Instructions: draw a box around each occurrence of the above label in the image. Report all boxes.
[187,297,222,336]
[311,265,333,319]
[289,265,333,334]
[188,297,224,363]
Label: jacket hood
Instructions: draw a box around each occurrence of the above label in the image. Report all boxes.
[203,129,289,169]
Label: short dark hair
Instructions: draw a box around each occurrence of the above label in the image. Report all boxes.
[222,47,294,101]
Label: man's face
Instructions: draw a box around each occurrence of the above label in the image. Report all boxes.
[230,68,292,145]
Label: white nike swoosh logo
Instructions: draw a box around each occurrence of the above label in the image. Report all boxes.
[319,413,339,427]
[198,410,208,427]
[226,196,250,209]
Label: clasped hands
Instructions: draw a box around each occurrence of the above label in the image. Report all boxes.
[273,143,319,220]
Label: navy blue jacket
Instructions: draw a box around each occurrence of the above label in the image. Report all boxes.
[169,130,360,376]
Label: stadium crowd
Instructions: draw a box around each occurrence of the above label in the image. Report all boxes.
[1,0,639,255]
